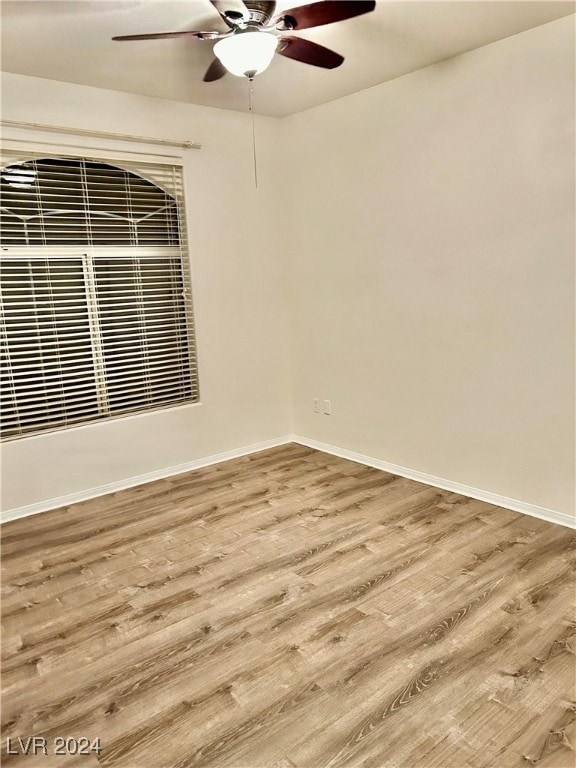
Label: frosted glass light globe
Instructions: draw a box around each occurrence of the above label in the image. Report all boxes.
[214,32,278,77]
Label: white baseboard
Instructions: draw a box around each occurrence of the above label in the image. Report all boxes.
[0,435,293,524]
[3,433,573,531]
[292,435,575,530]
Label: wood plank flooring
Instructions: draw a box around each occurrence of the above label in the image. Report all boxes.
[1,444,575,768]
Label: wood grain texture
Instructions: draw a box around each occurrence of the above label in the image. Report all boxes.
[1,444,575,768]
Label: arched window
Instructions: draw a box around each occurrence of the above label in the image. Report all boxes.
[1,154,199,439]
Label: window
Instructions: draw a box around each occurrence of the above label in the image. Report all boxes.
[0,151,199,440]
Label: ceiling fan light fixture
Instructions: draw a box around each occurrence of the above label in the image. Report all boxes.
[214,31,278,77]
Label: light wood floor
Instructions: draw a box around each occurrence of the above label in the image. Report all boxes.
[1,444,575,768]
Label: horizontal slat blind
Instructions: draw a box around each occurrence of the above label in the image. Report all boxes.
[1,149,199,439]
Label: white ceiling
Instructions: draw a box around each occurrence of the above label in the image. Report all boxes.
[1,0,574,116]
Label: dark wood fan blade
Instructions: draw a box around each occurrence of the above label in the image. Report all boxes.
[209,0,249,23]
[203,58,227,81]
[113,30,218,41]
[277,36,343,69]
[275,0,375,31]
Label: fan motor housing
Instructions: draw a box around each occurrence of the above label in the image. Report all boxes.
[243,1,276,26]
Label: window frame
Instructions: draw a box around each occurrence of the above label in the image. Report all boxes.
[1,144,201,441]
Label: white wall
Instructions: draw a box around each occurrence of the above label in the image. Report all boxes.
[282,16,575,516]
[0,73,292,510]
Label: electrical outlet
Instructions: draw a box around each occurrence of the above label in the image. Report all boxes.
[323,399,331,415]
[313,398,320,413]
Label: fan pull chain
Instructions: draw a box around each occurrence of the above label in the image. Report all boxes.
[248,75,258,189]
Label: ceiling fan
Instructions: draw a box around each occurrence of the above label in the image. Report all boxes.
[113,0,376,81]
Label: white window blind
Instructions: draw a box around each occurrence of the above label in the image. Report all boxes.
[0,149,199,440]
